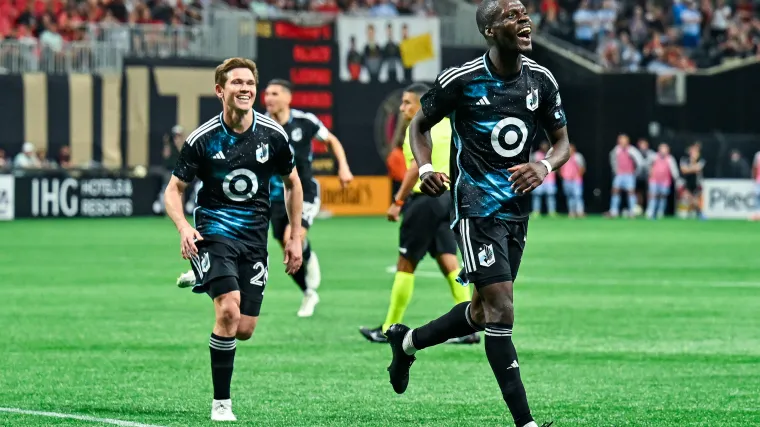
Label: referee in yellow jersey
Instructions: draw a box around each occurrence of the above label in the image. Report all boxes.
[359,83,479,345]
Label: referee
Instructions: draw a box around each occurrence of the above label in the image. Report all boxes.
[359,83,478,345]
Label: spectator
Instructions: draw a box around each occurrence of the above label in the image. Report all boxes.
[724,149,750,178]
[573,0,598,51]
[58,146,72,169]
[14,142,42,169]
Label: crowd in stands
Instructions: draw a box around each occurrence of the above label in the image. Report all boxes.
[245,0,434,16]
[506,0,760,71]
[0,142,71,171]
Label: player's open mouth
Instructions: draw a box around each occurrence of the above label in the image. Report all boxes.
[236,95,251,101]
[517,27,531,40]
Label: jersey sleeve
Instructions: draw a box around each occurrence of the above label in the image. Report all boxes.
[538,72,567,132]
[272,133,296,177]
[173,139,204,183]
[420,68,462,125]
[304,112,330,142]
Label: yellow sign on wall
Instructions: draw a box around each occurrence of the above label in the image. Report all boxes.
[316,176,391,216]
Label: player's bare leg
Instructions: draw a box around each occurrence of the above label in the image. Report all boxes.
[435,254,479,345]
[210,288,241,422]
[283,224,320,317]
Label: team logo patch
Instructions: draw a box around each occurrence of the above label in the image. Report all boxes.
[256,144,269,163]
[291,128,302,142]
[201,252,210,273]
[478,244,495,267]
[526,88,539,111]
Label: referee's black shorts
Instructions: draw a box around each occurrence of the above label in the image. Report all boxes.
[398,191,457,264]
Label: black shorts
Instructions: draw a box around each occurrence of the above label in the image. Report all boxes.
[455,217,528,289]
[270,194,320,242]
[189,237,269,317]
[399,192,457,264]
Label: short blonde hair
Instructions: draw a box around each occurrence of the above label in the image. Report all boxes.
[215,57,259,87]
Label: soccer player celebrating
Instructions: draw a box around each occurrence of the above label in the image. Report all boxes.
[645,143,679,220]
[383,1,569,426]
[164,58,303,422]
[358,83,476,345]
[264,79,353,317]
[559,144,586,217]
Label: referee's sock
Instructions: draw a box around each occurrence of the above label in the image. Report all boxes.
[382,272,414,333]
[484,323,533,427]
[209,334,236,400]
[446,269,470,304]
[405,302,483,353]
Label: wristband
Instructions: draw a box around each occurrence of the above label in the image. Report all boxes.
[539,159,552,173]
[418,163,434,177]
[394,198,404,207]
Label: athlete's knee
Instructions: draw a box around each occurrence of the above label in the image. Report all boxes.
[214,293,241,329]
[396,256,417,273]
[469,298,486,326]
[479,281,515,323]
[235,318,258,341]
[436,253,460,275]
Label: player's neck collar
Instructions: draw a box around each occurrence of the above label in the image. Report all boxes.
[483,50,523,83]
[219,110,254,138]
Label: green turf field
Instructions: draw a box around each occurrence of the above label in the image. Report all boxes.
[1,216,759,426]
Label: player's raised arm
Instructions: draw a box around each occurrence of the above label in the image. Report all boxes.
[411,74,459,197]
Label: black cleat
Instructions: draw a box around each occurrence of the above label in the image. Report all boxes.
[385,323,416,394]
[540,422,554,427]
[445,332,481,345]
[359,326,388,343]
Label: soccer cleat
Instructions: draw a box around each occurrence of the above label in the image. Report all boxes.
[540,422,554,427]
[385,323,416,394]
[176,269,197,288]
[297,289,320,317]
[359,326,388,343]
[305,251,321,290]
[211,399,237,422]
[445,332,481,345]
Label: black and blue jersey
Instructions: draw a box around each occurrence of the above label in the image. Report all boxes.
[173,111,295,247]
[420,53,567,226]
[267,109,330,203]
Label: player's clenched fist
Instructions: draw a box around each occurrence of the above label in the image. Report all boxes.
[508,162,550,194]
[419,171,450,197]
[179,226,203,259]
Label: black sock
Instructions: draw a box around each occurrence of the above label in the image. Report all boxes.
[209,333,236,400]
[484,323,533,427]
[411,302,483,351]
[303,239,312,262]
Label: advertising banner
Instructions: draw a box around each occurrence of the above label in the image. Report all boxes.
[701,179,758,219]
[13,175,162,218]
[0,175,14,220]
[316,176,391,215]
[336,16,441,84]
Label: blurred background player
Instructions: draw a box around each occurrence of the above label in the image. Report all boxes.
[635,138,655,214]
[560,144,586,218]
[384,1,569,426]
[607,134,643,218]
[164,58,303,422]
[752,150,760,221]
[679,142,705,219]
[646,143,679,220]
[358,83,477,345]
[264,79,354,317]
[530,141,557,218]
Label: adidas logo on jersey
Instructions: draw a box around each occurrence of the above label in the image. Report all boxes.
[476,96,491,106]
[213,152,226,160]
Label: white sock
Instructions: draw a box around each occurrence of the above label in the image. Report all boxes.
[522,422,538,427]
[402,329,417,355]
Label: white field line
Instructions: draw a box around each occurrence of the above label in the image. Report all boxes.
[0,407,167,427]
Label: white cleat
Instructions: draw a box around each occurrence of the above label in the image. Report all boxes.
[305,251,321,290]
[176,269,197,288]
[297,289,320,317]
[211,399,237,422]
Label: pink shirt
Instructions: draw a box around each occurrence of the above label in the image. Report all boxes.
[560,153,584,182]
[534,150,556,184]
[616,147,635,174]
[649,154,678,185]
